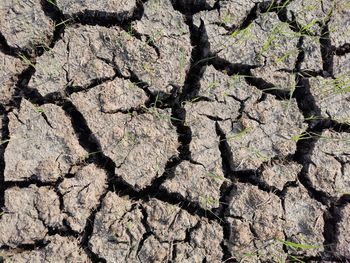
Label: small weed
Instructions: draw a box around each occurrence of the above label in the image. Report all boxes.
[178,47,187,82]
[277,239,320,250]
[288,255,306,263]
[19,53,36,68]
[290,131,316,141]
[148,0,161,14]
[54,18,72,28]
[199,195,220,210]
[219,10,233,25]
[123,132,138,146]
[274,49,299,64]
[145,29,164,45]
[258,22,292,58]
[225,127,253,141]
[0,139,10,146]
[206,171,226,181]
[45,0,57,6]
[34,107,45,113]
[143,63,155,75]
[145,93,182,122]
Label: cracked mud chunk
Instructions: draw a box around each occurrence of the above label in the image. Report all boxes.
[29,25,116,96]
[221,94,305,170]
[198,65,262,102]
[71,87,178,189]
[98,78,148,113]
[0,0,53,50]
[226,183,285,262]
[137,235,169,262]
[333,53,350,76]
[309,131,350,197]
[184,106,221,170]
[286,0,334,35]
[162,160,225,209]
[260,160,301,191]
[89,192,145,262]
[226,218,286,263]
[335,203,350,258]
[309,76,350,124]
[284,186,326,256]
[329,0,350,46]
[132,0,192,93]
[56,0,136,15]
[174,220,223,262]
[0,186,63,247]
[196,12,298,70]
[184,97,240,171]
[300,36,323,71]
[194,0,259,29]
[90,194,222,262]
[4,235,90,262]
[144,199,197,242]
[0,52,26,106]
[185,66,304,170]
[4,99,86,182]
[30,20,190,97]
[59,164,108,232]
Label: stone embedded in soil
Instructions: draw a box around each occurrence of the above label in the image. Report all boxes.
[0,186,63,247]
[70,87,178,190]
[309,76,350,124]
[162,160,225,209]
[309,130,350,197]
[56,0,136,15]
[4,99,86,182]
[58,164,108,232]
[284,186,326,256]
[2,235,90,262]
[335,203,350,259]
[0,52,26,106]
[260,160,302,191]
[0,0,54,50]
[225,183,286,263]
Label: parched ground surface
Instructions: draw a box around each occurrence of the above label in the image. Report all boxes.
[0,0,350,262]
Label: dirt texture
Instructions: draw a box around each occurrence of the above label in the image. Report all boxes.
[0,0,349,262]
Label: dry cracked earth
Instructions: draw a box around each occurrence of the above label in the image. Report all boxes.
[0,0,349,262]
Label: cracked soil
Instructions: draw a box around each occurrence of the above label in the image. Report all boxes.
[0,0,350,262]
